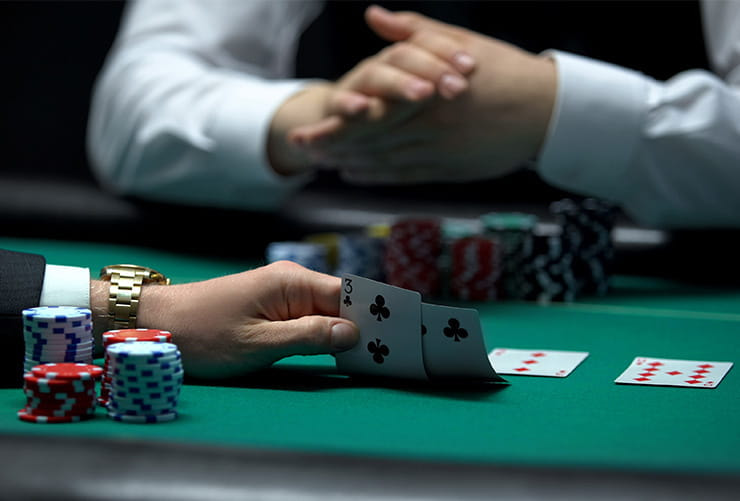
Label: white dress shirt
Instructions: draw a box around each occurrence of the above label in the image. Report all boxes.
[88,0,740,228]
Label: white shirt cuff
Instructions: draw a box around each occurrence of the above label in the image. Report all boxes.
[537,50,654,199]
[208,77,314,209]
[39,265,90,308]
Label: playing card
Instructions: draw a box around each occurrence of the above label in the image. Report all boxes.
[421,303,504,381]
[615,357,734,388]
[336,274,428,380]
[488,348,589,377]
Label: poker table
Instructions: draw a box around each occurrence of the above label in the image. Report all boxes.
[1,236,739,500]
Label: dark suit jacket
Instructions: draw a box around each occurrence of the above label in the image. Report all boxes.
[0,249,45,386]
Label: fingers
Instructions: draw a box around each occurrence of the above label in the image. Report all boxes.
[345,60,435,102]
[378,42,469,99]
[365,5,475,75]
[262,316,360,360]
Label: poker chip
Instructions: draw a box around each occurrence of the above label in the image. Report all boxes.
[549,198,617,297]
[266,241,329,273]
[19,362,100,424]
[304,233,341,270]
[22,307,94,373]
[31,363,103,380]
[99,328,172,407]
[335,232,387,282]
[105,341,183,423]
[449,236,502,301]
[480,212,538,299]
[384,218,442,296]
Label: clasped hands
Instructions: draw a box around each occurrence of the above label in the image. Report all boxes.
[269,5,557,184]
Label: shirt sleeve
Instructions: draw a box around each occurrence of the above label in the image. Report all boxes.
[87,0,324,211]
[537,0,740,229]
[39,265,91,308]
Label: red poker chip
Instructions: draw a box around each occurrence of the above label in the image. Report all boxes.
[31,363,103,380]
[25,400,96,412]
[22,405,95,417]
[17,409,93,424]
[102,329,171,345]
[23,373,96,388]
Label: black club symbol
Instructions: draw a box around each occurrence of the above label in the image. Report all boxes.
[367,338,390,364]
[369,295,390,322]
[343,295,352,307]
[443,318,468,342]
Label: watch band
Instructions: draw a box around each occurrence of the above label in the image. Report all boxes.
[99,265,169,330]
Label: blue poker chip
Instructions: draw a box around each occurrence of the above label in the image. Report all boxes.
[22,306,92,322]
[266,242,330,274]
[107,411,178,423]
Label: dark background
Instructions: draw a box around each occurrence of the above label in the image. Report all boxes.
[2,0,732,281]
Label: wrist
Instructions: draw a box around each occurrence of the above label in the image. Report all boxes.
[267,84,333,175]
[530,55,557,157]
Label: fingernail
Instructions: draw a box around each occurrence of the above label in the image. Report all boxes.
[406,78,433,100]
[453,52,476,73]
[440,73,468,97]
[331,322,358,351]
[346,95,369,114]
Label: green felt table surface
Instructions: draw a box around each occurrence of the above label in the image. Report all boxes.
[1,237,739,476]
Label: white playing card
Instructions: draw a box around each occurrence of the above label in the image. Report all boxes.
[615,357,734,388]
[336,274,428,380]
[421,303,504,381]
[488,348,589,377]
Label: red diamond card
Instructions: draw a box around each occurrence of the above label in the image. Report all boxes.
[488,348,589,377]
[615,357,734,388]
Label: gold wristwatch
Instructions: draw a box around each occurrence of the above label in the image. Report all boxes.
[99,264,170,330]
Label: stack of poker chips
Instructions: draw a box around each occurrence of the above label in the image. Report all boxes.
[18,363,102,423]
[480,212,537,299]
[449,235,503,301]
[384,218,442,296]
[550,198,617,296]
[266,241,330,274]
[99,328,173,406]
[513,233,579,303]
[22,306,94,373]
[335,232,387,282]
[106,341,184,423]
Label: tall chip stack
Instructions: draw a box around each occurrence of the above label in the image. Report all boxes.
[22,306,94,375]
[513,233,578,303]
[384,218,442,297]
[448,235,503,301]
[479,212,537,299]
[550,198,617,296]
[335,232,387,282]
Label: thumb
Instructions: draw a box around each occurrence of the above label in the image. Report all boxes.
[365,5,415,42]
[263,316,360,360]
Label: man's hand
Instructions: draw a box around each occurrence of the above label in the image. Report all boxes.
[130,261,359,379]
[268,24,476,176]
[290,5,557,184]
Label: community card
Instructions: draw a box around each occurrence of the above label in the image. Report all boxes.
[336,274,428,380]
[488,348,589,377]
[615,357,734,388]
[421,303,504,381]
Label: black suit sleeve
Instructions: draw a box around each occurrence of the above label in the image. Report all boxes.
[0,249,46,387]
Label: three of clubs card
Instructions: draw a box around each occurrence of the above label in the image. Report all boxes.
[335,274,504,382]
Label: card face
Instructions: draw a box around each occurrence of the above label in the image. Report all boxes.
[421,303,504,381]
[488,348,589,377]
[336,274,427,380]
[615,357,734,388]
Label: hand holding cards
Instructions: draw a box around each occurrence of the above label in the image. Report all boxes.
[335,274,505,382]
